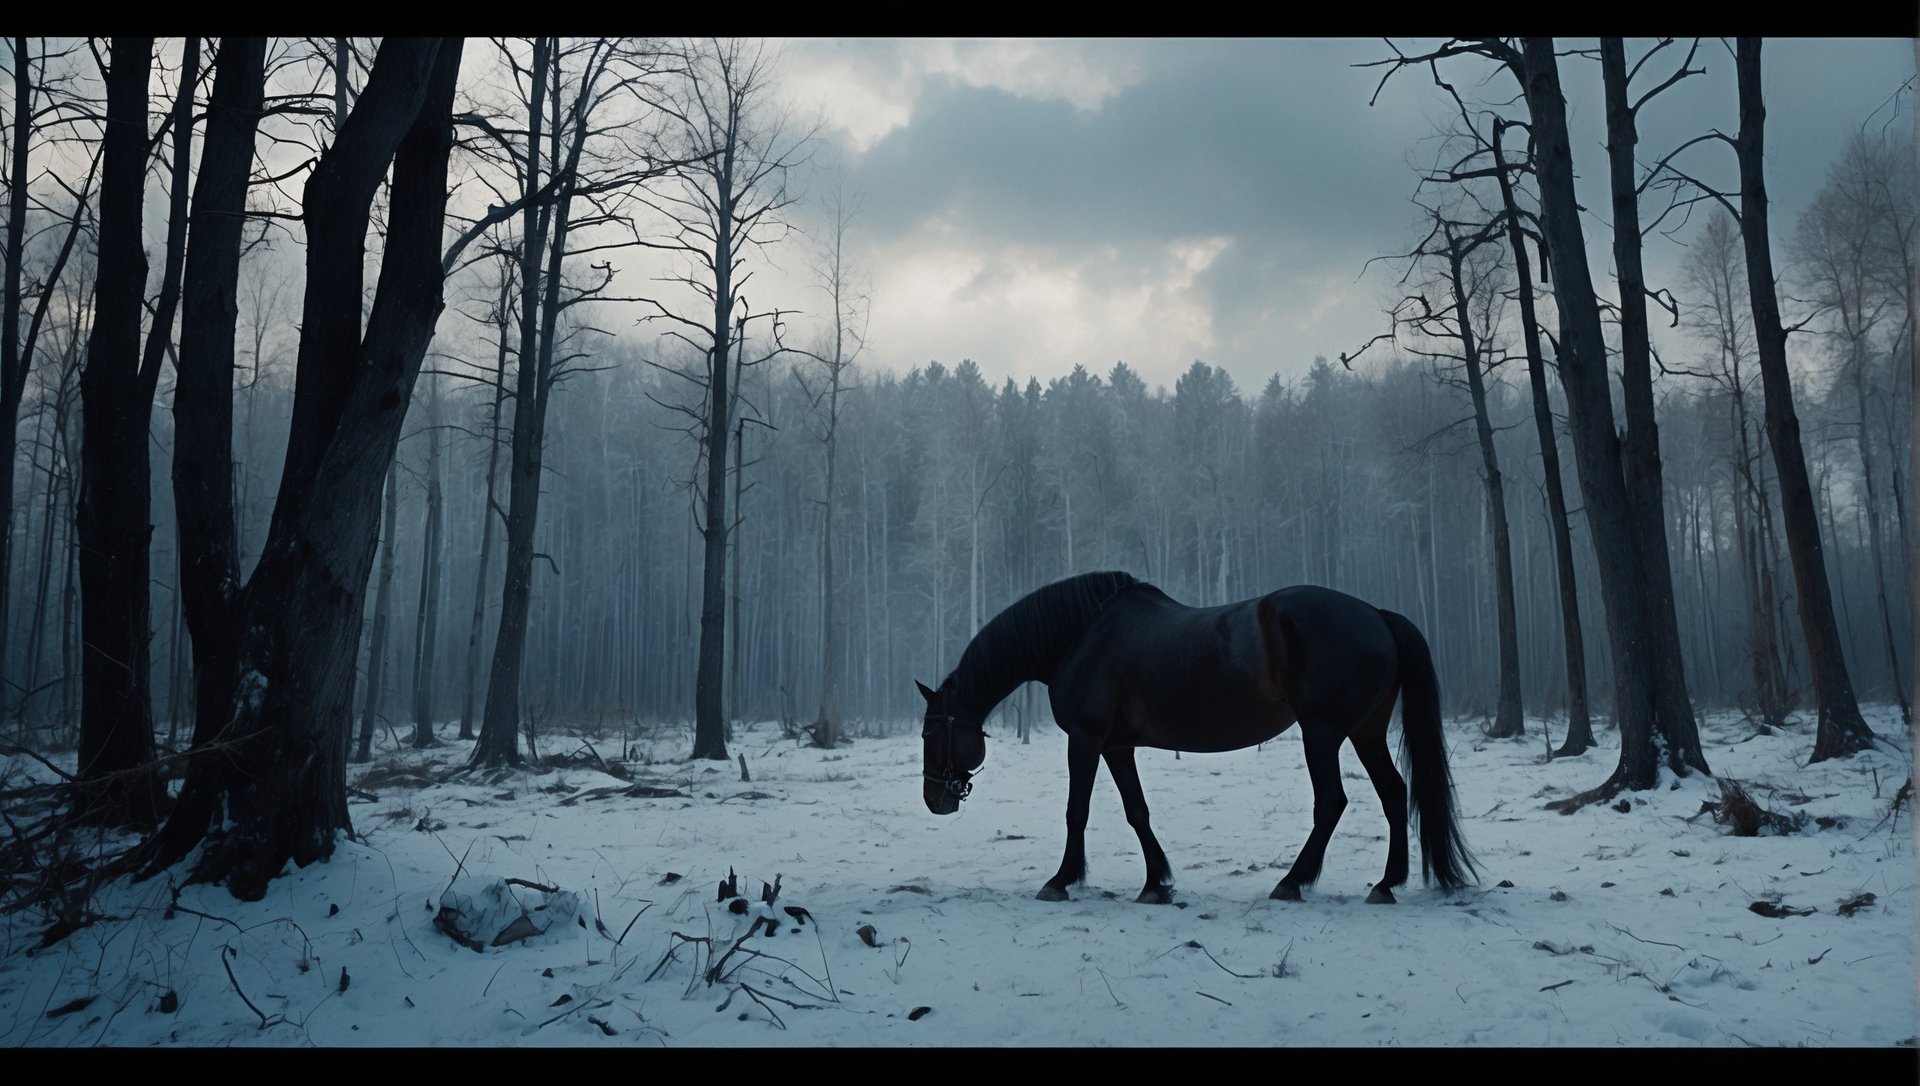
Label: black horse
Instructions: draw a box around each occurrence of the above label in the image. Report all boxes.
[919,571,1475,904]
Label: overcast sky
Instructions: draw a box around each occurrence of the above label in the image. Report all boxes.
[761,37,1918,395]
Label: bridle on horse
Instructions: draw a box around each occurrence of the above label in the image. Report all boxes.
[922,708,986,800]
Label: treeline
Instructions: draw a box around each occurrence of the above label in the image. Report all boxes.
[7,299,1907,741]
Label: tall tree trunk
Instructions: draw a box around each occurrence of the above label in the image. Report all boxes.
[1520,39,1707,810]
[169,35,264,800]
[1909,35,1918,736]
[1849,346,1908,723]
[1492,119,1591,754]
[1447,239,1524,738]
[0,36,33,680]
[815,363,840,748]
[21,402,60,723]
[730,415,743,734]
[1733,38,1874,761]
[473,37,553,768]
[0,40,86,689]
[353,465,399,762]
[1599,39,1703,759]
[1730,387,1790,729]
[412,385,444,746]
[691,242,738,775]
[75,36,177,827]
[459,266,512,741]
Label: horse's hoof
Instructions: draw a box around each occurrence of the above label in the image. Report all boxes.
[1366,886,1397,905]
[1269,883,1302,901]
[1036,886,1070,902]
[1136,887,1172,905]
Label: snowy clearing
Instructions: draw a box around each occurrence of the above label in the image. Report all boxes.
[1,708,1913,1048]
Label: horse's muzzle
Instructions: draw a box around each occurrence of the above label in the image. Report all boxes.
[924,775,967,815]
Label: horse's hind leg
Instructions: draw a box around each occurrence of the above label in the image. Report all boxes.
[1271,723,1347,901]
[1351,697,1408,904]
[1103,747,1173,904]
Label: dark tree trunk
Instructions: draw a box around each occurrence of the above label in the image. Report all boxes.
[353,464,400,763]
[474,38,553,769]
[1730,387,1791,729]
[0,36,33,679]
[1733,39,1875,761]
[1519,39,1708,810]
[459,267,512,742]
[1445,240,1524,739]
[74,36,175,828]
[1599,39,1704,761]
[412,387,444,746]
[1909,36,1918,736]
[1492,120,1592,754]
[167,37,264,835]
[814,374,842,749]
[1849,347,1908,724]
[23,405,65,721]
[139,38,462,900]
[692,285,737,762]
[730,415,744,736]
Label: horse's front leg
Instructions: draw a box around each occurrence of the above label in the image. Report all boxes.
[1103,746,1173,904]
[1038,733,1100,901]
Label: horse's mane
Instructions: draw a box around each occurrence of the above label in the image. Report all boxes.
[944,571,1143,717]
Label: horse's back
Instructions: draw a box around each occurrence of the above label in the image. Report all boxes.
[1052,582,1402,752]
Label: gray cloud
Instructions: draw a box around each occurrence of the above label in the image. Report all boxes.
[778,37,1916,390]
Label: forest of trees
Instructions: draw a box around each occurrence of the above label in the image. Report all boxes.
[0,37,1910,898]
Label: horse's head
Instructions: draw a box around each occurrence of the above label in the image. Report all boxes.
[919,679,985,815]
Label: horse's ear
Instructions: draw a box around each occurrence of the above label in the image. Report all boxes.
[916,680,936,703]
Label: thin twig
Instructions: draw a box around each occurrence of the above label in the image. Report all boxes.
[1606,922,1685,950]
[1188,940,1262,979]
[220,946,271,1028]
[616,902,653,945]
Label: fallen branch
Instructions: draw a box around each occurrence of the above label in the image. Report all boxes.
[220,946,274,1029]
[1606,922,1686,949]
[1185,939,1262,979]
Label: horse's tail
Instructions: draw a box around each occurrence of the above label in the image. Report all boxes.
[1380,609,1477,892]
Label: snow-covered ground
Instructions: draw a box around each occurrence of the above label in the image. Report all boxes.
[2,707,1913,1047]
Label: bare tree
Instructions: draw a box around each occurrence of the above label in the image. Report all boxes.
[1684,211,1792,730]
[169,35,264,776]
[456,252,516,741]
[634,38,812,761]
[1598,37,1703,757]
[1488,118,1593,754]
[1378,204,1525,739]
[139,37,464,899]
[1910,35,1919,733]
[1791,131,1914,724]
[1,39,94,699]
[794,182,866,749]
[1730,39,1876,760]
[471,37,677,768]
[1367,37,1711,805]
[74,36,194,826]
